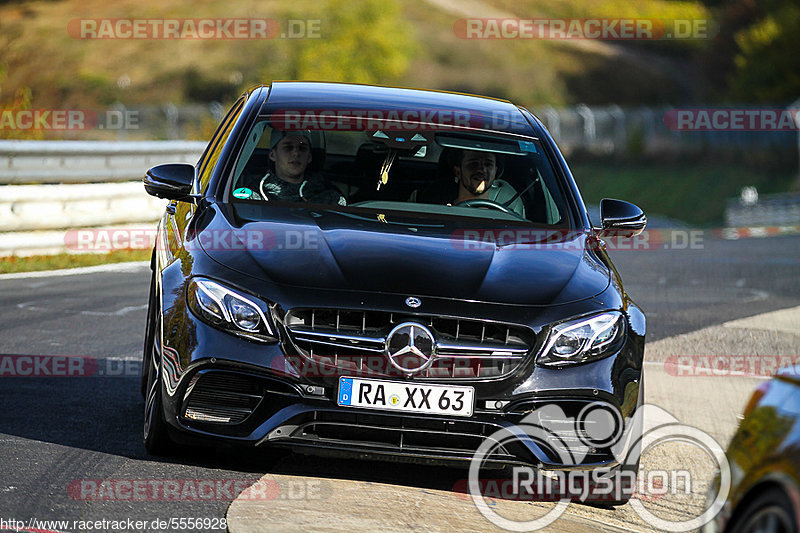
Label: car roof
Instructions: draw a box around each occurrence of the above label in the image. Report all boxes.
[260,81,537,137]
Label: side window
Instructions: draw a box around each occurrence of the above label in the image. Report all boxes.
[195,97,245,193]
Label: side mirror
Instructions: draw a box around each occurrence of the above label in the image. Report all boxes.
[597,198,647,237]
[143,163,195,201]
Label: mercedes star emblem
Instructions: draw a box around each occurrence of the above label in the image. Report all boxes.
[405,296,422,308]
[385,322,435,374]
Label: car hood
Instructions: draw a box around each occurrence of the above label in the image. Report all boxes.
[196,206,610,306]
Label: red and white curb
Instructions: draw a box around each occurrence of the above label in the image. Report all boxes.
[713,225,800,240]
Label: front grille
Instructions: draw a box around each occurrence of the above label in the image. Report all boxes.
[183,372,264,424]
[283,308,534,380]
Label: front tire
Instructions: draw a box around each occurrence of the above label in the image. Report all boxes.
[730,487,797,533]
[140,268,157,398]
[596,377,645,507]
[143,350,175,456]
[142,267,175,456]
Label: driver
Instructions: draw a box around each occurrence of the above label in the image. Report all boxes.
[412,149,525,217]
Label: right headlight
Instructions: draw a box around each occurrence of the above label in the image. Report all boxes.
[187,277,277,343]
[537,311,625,367]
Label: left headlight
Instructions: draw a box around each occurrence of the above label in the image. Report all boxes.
[187,278,277,343]
[537,311,625,366]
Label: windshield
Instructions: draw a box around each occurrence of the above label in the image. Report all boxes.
[227,117,571,227]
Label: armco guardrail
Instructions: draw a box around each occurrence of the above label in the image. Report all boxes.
[0,140,205,256]
[0,140,206,184]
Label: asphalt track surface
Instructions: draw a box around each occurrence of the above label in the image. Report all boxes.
[0,234,798,532]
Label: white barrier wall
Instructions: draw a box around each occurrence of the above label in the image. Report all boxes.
[0,182,167,232]
[0,140,205,256]
[725,193,800,227]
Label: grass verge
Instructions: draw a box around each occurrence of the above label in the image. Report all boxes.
[571,161,798,227]
[0,249,152,274]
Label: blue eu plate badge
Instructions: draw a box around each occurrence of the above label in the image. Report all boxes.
[338,377,354,405]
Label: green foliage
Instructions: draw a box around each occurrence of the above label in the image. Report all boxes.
[182,67,240,103]
[532,0,707,19]
[273,0,415,84]
[0,249,152,273]
[572,160,797,226]
[728,1,800,102]
[0,65,43,140]
[56,72,119,106]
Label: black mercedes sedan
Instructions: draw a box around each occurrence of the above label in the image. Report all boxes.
[141,81,646,499]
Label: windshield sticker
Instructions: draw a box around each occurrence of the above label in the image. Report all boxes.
[233,187,254,199]
[518,141,537,153]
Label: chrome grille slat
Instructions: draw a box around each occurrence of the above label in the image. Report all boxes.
[436,340,528,354]
[293,337,386,354]
[434,354,524,359]
[291,327,386,345]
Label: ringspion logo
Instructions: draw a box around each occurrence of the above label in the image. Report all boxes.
[468,403,730,531]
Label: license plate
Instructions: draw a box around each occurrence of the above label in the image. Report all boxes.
[337,376,474,417]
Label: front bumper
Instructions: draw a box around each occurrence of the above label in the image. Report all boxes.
[160,352,643,470]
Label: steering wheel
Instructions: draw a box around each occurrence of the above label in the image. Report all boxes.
[454,198,517,216]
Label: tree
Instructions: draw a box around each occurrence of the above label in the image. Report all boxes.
[0,66,43,140]
[277,0,415,84]
[728,0,800,102]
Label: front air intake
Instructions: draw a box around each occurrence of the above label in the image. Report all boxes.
[182,371,264,424]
